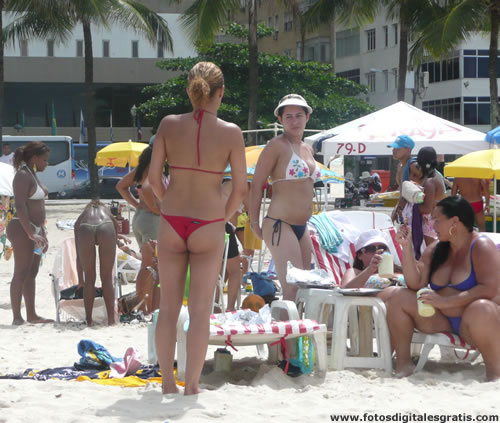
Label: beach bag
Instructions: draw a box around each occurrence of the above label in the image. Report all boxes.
[118,292,143,314]
[247,272,277,297]
[60,285,102,300]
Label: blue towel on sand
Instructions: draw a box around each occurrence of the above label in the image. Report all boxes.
[77,339,122,370]
[309,213,344,253]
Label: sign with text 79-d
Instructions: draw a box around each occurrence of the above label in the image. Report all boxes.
[336,142,367,155]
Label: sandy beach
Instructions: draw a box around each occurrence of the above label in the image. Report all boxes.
[0,202,499,423]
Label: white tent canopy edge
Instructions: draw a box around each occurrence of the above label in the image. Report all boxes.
[306,101,488,157]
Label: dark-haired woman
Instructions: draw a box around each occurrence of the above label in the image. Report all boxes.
[150,62,247,395]
[7,142,53,325]
[415,146,446,246]
[388,196,500,381]
[117,145,161,251]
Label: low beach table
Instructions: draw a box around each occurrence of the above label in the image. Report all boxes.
[148,300,327,379]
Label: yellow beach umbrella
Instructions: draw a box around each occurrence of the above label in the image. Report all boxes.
[444,148,500,232]
[95,140,148,168]
[444,148,500,179]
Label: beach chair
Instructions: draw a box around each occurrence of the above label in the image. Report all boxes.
[51,237,119,323]
[147,300,328,379]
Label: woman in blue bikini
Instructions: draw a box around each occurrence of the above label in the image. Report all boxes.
[388,196,500,380]
[7,142,53,325]
[249,94,320,302]
[150,62,247,395]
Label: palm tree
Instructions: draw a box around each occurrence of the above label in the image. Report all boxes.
[176,0,260,144]
[4,0,173,197]
[0,0,5,149]
[418,0,500,127]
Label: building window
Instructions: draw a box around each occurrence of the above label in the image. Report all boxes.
[76,40,83,57]
[463,49,500,79]
[47,40,55,57]
[421,54,460,83]
[284,12,293,32]
[307,46,315,61]
[103,40,110,58]
[383,70,389,91]
[275,15,279,29]
[320,44,327,62]
[336,68,360,84]
[132,40,139,58]
[393,24,398,45]
[267,16,273,27]
[20,40,28,57]
[383,25,388,47]
[463,96,493,125]
[366,71,376,92]
[392,67,398,88]
[423,97,461,124]
[284,48,292,57]
[366,29,376,51]
[336,28,360,58]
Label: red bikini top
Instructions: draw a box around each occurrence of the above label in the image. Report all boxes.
[169,109,224,175]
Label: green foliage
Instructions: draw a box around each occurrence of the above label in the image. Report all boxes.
[138,42,374,133]
[225,22,274,40]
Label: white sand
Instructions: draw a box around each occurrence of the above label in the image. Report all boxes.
[0,203,499,423]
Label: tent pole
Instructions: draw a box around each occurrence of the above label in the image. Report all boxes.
[494,175,497,234]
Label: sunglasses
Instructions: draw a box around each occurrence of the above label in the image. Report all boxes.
[362,244,388,253]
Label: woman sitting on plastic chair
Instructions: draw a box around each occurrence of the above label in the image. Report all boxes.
[249,94,319,301]
[341,229,403,303]
[388,196,500,381]
[149,62,247,395]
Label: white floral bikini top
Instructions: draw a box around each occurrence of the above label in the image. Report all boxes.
[271,142,321,184]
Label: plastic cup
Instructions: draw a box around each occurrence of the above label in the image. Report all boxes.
[417,288,435,317]
[378,252,394,277]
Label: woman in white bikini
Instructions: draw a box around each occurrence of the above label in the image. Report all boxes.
[7,142,53,325]
[249,94,320,301]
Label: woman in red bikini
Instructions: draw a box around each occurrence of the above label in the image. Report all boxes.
[149,62,247,395]
[249,94,320,302]
[389,196,500,381]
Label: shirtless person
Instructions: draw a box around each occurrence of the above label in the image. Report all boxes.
[74,200,118,326]
[387,135,415,224]
[452,178,489,232]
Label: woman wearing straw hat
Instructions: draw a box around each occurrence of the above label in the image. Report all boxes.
[249,94,320,301]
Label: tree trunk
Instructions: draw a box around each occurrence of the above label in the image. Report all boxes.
[0,0,4,150]
[489,5,500,128]
[247,0,258,145]
[83,20,98,199]
[328,14,336,71]
[300,26,305,61]
[397,13,409,102]
[391,8,409,188]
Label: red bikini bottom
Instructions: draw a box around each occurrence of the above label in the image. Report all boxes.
[161,214,224,241]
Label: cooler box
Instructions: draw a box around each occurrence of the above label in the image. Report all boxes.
[485,215,500,233]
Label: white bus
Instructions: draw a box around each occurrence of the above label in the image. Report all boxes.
[2,136,74,195]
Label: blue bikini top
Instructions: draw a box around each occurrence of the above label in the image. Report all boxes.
[429,236,484,291]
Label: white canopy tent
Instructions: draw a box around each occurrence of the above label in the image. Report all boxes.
[306,102,488,156]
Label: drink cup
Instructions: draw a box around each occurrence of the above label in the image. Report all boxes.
[378,252,394,277]
[417,288,435,317]
[214,348,232,372]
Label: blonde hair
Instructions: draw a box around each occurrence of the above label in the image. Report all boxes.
[187,62,224,107]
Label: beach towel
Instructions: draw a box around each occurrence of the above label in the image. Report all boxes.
[309,213,344,254]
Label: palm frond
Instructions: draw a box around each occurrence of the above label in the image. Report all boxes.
[180,0,239,43]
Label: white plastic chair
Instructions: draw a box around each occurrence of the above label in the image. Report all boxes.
[211,232,230,313]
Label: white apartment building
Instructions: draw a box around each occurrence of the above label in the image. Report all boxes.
[2,0,197,141]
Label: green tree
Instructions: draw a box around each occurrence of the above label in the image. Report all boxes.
[138,42,374,141]
[4,0,173,197]
[417,0,500,127]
